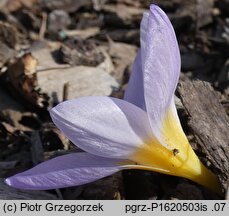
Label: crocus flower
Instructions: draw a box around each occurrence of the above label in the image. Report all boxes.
[5,4,221,194]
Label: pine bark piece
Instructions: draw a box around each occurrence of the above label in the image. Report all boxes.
[196,0,214,28]
[60,39,105,67]
[40,0,92,13]
[102,4,145,28]
[0,21,18,49]
[177,80,229,192]
[4,53,49,109]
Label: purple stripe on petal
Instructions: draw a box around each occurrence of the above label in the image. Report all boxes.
[5,153,125,190]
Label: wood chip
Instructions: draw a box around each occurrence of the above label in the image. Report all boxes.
[178,80,229,193]
[40,0,92,13]
[197,0,214,28]
[0,21,18,48]
[63,27,100,39]
[60,39,105,67]
[4,53,49,108]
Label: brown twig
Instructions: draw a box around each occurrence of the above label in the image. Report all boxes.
[39,12,47,40]
[63,82,70,101]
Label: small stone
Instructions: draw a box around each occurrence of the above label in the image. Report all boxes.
[48,10,71,32]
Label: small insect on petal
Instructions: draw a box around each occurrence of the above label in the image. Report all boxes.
[172,148,179,156]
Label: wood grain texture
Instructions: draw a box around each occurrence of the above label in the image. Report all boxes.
[177,80,229,193]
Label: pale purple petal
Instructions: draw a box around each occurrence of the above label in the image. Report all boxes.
[123,12,149,110]
[50,96,153,159]
[142,5,181,139]
[140,12,149,57]
[5,153,126,190]
[124,50,146,110]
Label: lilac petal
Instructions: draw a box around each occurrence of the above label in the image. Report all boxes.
[5,153,126,190]
[140,12,149,58]
[124,50,146,110]
[123,12,149,110]
[142,5,181,139]
[50,96,153,159]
